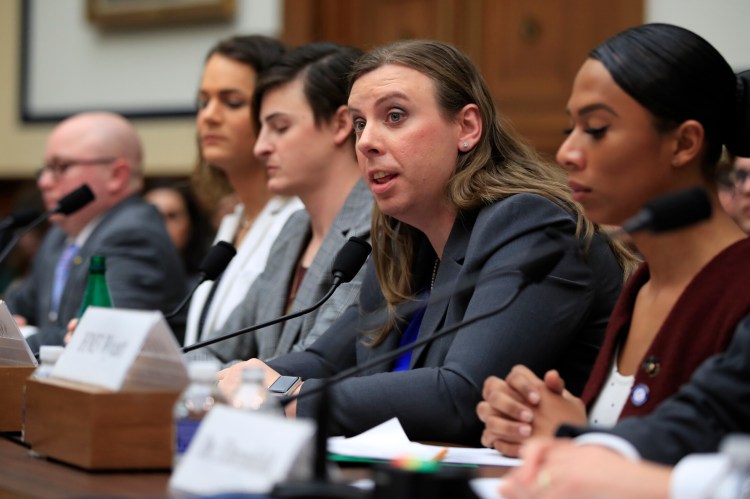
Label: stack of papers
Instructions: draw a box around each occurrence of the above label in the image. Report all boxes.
[328,418,521,467]
[0,300,37,367]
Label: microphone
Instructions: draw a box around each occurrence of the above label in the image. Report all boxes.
[0,208,42,232]
[164,241,237,320]
[618,186,712,235]
[0,184,96,266]
[182,236,372,354]
[53,185,96,215]
[270,234,566,499]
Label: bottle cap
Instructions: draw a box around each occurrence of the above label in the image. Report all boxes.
[38,345,65,364]
[187,360,221,382]
[89,255,106,272]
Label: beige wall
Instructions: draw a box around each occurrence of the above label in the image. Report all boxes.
[0,1,197,180]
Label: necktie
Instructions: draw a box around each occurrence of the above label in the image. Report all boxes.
[50,243,79,322]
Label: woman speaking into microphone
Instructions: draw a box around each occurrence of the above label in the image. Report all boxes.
[219,40,632,445]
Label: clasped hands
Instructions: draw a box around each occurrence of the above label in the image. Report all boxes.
[476,365,587,457]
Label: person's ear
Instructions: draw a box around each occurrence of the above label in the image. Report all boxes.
[671,120,704,168]
[106,158,131,193]
[331,105,353,146]
[457,103,482,152]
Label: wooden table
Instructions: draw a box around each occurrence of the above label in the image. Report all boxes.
[0,435,171,498]
[0,434,508,498]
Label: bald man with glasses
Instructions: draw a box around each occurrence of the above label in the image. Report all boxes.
[6,112,188,350]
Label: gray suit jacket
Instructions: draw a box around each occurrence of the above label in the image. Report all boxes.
[269,193,624,445]
[208,179,373,362]
[6,195,189,350]
[559,313,750,465]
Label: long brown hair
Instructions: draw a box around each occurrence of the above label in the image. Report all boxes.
[350,40,637,346]
[190,35,286,217]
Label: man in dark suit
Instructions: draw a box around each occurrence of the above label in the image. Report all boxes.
[6,112,188,349]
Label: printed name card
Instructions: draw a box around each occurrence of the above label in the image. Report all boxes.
[169,405,315,495]
[52,307,188,391]
[0,300,37,367]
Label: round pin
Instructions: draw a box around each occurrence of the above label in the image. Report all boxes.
[631,383,650,407]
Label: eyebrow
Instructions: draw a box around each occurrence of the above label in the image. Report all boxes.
[261,112,289,124]
[567,102,619,118]
[198,88,248,97]
[348,90,411,114]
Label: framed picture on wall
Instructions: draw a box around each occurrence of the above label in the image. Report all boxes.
[87,0,235,28]
[18,0,245,122]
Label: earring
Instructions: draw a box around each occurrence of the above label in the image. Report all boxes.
[462,142,469,149]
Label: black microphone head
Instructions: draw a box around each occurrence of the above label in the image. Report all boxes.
[6,208,42,229]
[198,241,237,281]
[332,236,372,284]
[646,187,712,232]
[54,185,95,215]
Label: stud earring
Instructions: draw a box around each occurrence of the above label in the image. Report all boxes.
[462,142,469,149]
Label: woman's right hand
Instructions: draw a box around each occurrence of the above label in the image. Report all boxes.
[476,365,587,456]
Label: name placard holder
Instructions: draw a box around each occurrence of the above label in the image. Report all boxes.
[53,307,188,391]
[169,406,315,495]
[0,300,37,431]
[23,307,189,469]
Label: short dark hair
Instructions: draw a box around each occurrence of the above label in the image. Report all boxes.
[591,23,750,176]
[252,42,363,128]
[206,34,286,75]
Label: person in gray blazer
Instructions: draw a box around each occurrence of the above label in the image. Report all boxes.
[216,41,632,444]
[6,112,188,350]
[200,43,373,364]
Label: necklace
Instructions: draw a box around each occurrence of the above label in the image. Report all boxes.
[239,211,258,230]
[431,258,440,290]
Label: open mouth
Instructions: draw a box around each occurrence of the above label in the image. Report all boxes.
[372,171,397,185]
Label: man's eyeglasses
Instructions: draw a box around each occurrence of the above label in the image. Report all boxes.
[37,157,116,180]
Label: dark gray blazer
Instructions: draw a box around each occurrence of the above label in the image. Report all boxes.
[269,193,624,445]
[6,195,188,350]
[207,179,373,362]
[559,314,750,465]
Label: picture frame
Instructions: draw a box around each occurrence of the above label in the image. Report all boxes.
[86,0,236,28]
[19,0,246,122]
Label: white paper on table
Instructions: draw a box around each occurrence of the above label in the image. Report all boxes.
[328,417,521,467]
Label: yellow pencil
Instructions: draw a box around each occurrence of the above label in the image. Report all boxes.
[431,448,448,462]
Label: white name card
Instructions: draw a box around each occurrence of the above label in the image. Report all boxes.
[52,307,188,391]
[169,405,315,495]
[0,300,37,367]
